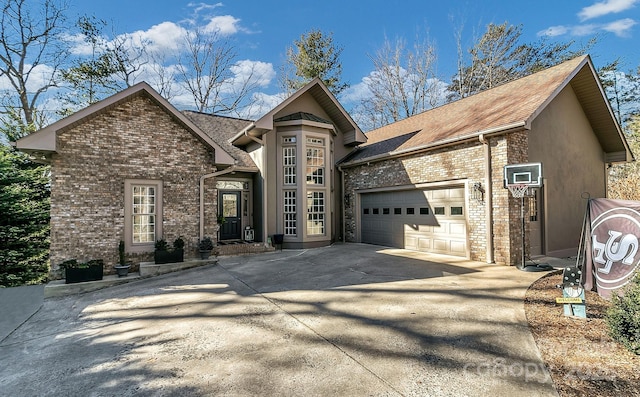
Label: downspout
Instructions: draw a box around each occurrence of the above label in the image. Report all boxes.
[479,134,494,263]
[200,166,237,241]
[338,164,346,242]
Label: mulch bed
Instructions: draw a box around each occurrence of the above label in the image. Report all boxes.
[524,271,640,396]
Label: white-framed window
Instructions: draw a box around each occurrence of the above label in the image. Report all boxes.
[284,190,297,236]
[124,179,163,252]
[283,146,296,185]
[307,191,325,235]
[132,186,156,243]
[306,138,325,185]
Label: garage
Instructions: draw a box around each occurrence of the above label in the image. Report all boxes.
[360,186,468,257]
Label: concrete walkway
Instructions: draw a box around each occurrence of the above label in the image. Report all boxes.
[0,284,44,342]
[0,244,558,396]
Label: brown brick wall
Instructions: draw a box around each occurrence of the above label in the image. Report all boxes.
[343,133,529,265]
[49,94,218,278]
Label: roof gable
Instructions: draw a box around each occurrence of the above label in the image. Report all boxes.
[15,82,235,165]
[231,78,366,147]
[346,55,631,165]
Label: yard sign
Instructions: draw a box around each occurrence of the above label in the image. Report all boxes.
[583,198,640,299]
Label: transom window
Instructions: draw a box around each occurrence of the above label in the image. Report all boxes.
[283,146,296,185]
[132,186,156,243]
[307,191,325,235]
[284,190,297,236]
[307,137,323,145]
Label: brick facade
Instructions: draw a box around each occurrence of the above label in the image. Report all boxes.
[49,94,218,278]
[343,132,529,266]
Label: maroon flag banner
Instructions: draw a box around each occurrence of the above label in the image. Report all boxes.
[584,198,640,299]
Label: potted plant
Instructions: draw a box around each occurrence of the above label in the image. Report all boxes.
[198,236,214,259]
[60,259,104,284]
[173,236,185,262]
[114,240,131,277]
[154,239,171,264]
[154,237,185,264]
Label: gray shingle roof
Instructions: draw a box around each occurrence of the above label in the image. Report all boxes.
[182,111,257,169]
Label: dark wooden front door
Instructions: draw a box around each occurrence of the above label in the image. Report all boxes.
[219,191,241,240]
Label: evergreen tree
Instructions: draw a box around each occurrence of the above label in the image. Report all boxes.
[0,145,50,287]
[281,29,348,96]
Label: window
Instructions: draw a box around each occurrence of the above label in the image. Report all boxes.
[284,190,297,236]
[420,207,430,215]
[383,208,390,214]
[373,208,379,214]
[434,206,445,215]
[125,179,162,252]
[363,208,370,215]
[306,146,325,185]
[283,146,296,185]
[451,206,464,215]
[307,191,325,235]
[133,186,156,243]
[406,208,415,215]
[394,208,402,215]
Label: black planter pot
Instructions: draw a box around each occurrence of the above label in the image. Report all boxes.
[273,234,284,244]
[65,263,104,284]
[199,250,212,260]
[154,249,184,264]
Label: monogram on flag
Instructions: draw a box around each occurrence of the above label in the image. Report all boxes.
[584,198,640,299]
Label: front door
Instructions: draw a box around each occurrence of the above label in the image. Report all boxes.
[219,191,241,240]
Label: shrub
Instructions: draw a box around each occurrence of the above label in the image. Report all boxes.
[606,272,640,355]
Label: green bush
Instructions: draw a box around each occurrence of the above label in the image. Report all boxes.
[606,272,640,355]
[0,146,50,287]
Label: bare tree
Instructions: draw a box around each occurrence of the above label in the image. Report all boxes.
[357,34,442,130]
[0,0,68,134]
[108,32,148,89]
[609,115,640,200]
[176,28,236,114]
[449,22,523,100]
[147,51,177,101]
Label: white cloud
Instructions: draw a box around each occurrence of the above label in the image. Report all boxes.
[602,18,638,36]
[204,15,242,35]
[578,0,639,21]
[571,24,600,36]
[538,19,635,38]
[229,60,275,88]
[536,25,570,37]
[341,81,372,104]
[131,22,189,54]
[241,91,287,119]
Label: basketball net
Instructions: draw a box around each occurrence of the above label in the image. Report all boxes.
[507,184,529,198]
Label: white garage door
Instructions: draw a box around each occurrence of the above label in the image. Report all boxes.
[360,187,468,257]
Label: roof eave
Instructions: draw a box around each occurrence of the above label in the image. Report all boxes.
[342,122,527,168]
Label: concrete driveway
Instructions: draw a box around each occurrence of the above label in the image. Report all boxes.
[0,243,558,396]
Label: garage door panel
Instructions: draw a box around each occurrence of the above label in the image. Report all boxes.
[450,240,466,255]
[361,187,467,257]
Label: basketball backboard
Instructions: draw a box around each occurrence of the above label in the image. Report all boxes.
[503,162,542,187]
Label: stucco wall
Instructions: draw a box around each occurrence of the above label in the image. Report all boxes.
[528,85,606,257]
[49,94,217,277]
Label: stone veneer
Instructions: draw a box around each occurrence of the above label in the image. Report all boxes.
[49,93,218,278]
[342,131,529,266]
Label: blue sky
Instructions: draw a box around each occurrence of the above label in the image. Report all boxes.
[65,0,640,118]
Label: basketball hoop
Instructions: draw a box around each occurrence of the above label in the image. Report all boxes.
[507,184,529,198]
